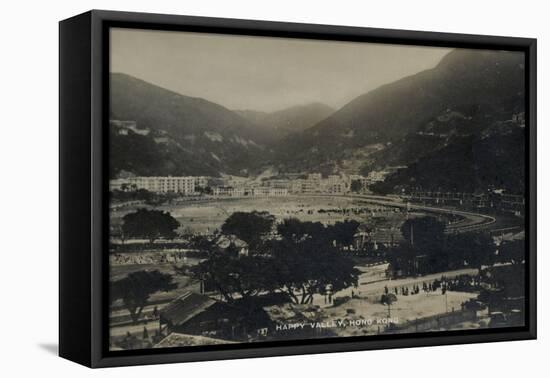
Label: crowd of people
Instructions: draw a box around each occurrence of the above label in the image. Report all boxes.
[110,251,190,266]
[382,274,480,298]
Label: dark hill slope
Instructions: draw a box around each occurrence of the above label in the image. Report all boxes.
[269,49,525,174]
[236,103,334,141]
[109,73,271,177]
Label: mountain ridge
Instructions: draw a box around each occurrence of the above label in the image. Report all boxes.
[235,102,334,141]
[109,49,526,196]
[265,49,525,179]
[109,73,272,178]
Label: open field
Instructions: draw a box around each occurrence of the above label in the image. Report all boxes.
[110,195,416,234]
[109,193,511,238]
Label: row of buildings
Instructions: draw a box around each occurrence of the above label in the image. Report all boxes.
[110,176,208,195]
[109,171,393,197]
[265,172,394,195]
[212,186,289,197]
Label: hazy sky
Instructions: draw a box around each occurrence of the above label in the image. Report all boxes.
[110,28,451,113]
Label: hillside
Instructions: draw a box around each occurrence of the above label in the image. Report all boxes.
[267,49,525,177]
[109,49,527,196]
[235,103,334,141]
[371,125,526,194]
[109,73,271,178]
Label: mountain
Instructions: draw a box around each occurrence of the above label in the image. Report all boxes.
[268,49,525,179]
[235,103,334,141]
[371,125,526,194]
[109,73,271,178]
[110,49,526,195]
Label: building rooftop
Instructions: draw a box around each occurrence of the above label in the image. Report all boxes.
[154,333,233,348]
[160,292,217,327]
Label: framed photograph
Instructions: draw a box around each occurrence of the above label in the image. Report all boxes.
[59,10,536,368]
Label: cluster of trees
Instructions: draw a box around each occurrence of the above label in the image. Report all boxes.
[221,211,275,249]
[350,180,363,193]
[277,218,359,248]
[478,239,526,309]
[189,212,359,305]
[111,270,176,324]
[111,209,525,324]
[112,210,360,321]
[387,217,496,276]
[497,239,525,265]
[194,186,213,195]
[120,208,180,244]
[389,216,526,278]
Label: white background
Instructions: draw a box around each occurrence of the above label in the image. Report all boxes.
[0,0,546,376]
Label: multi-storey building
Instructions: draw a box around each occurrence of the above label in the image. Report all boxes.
[212,186,245,197]
[300,173,322,193]
[251,187,289,197]
[265,179,291,190]
[326,182,347,194]
[131,176,196,194]
[110,176,196,195]
[327,174,350,194]
[349,174,370,192]
[268,188,289,196]
[290,179,305,194]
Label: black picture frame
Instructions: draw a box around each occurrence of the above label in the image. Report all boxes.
[59,9,537,368]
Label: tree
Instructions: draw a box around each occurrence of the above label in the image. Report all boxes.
[386,243,418,276]
[195,186,213,195]
[498,240,525,264]
[188,236,276,302]
[392,217,449,274]
[188,217,358,305]
[448,232,495,270]
[350,180,362,193]
[221,211,275,249]
[401,216,446,250]
[392,216,496,276]
[270,237,358,304]
[381,293,398,318]
[121,208,180,243]
[112,270,176,324]
[277,218,324,243]
[278,219,358,249]
[273,219,359,304]
[326,220,360,247]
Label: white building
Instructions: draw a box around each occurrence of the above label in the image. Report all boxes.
[290,179,305,194]
[251,187,289,197]
[322,174,350,194]
[213,186,245,197]
[109,176,196,195]
[268,188,289,196]
[131,176,196,194]
[326,182,348,194]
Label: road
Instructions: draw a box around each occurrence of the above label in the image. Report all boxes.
[311,264,478,308]
[311,194,496,233]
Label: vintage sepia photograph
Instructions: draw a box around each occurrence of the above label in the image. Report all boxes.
[107,27,527,352]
